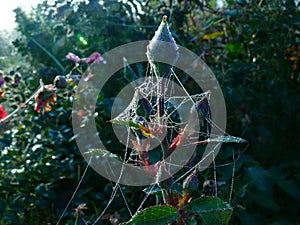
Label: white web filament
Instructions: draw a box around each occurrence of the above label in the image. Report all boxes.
[58,60,248,224]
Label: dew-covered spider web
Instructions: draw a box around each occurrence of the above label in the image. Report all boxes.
[58,16,249,224]
[57,57,248,224]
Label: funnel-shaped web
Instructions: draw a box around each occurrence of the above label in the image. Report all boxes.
[58,16,248,225]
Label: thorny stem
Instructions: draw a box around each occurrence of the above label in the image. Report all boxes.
[0,87,40,124]
[157,64,172,158]
[157,65,172,119]
[0,63,83,124]
[147,15,178,158]
[146,16,178,199]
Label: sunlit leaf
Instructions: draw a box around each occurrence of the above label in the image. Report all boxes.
[203,32,224,40]
[184,197,233,225]
[207,136,247,143]
[122,205,179,225]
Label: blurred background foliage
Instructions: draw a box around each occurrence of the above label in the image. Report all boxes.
[0,0,299,224]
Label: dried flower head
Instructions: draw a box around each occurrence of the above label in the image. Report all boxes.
[34,82,56,113]
[54,75,68,88]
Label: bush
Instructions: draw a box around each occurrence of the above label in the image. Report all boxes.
[0,0,299,224]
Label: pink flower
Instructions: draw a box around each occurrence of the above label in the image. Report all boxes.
[85,52,105,64]
[66,52,81,63]
[0,105,8,119]
[0,77,4,87]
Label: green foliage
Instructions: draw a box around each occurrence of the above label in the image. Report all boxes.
[122,197,232,225]
[0,0,299,224]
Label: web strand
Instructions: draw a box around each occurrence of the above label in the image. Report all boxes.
[66,61,248,223]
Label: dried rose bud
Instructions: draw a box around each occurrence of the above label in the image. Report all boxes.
[183,169,198,192]
[54,75,68,88]
[34,84,56,113]
[195,96,210,120]
[146,15,178,78]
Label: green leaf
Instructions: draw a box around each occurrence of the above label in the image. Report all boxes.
[225,9,239,17]
[123,205,179,225]
[184,197,233,225]
[246,166,272,193]
[226,43,244,58]
[0,198,6,217]
[249,191,280,211]
[234,207,257,225]
[237,0,247,6]
[267,166,300,199]
[277,180,300,200]
[203,18,224,30]
[110,119,140,129]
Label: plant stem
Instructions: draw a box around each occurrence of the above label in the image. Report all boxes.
[25,32,65,72]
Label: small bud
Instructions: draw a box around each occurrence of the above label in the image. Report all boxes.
[195,96,210,120]
[183,169,198,192]
[54,75,68,88]
[146,15,179,77]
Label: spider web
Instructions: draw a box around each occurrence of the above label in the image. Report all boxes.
[57,60,248,225]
